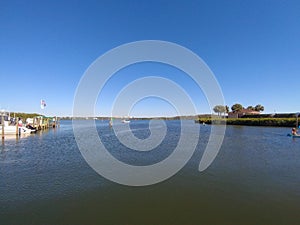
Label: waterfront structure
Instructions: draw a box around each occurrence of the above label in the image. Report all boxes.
[228,109,260,118]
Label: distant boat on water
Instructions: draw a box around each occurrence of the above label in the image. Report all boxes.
[121,119,130,123]
[109,117,113,127]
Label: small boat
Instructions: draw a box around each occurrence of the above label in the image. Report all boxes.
[25,124,37,133]
[0,126,36,135]
[287,134,300,138]
[0,120,36,135]
[121,119,130,123]
[108,117,114,127]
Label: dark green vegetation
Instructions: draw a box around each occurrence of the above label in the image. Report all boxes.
[213,103,265,114]
[7,112,41,120]
[209,103,299,127]
[213,105,227,116]
[196,117,298,127]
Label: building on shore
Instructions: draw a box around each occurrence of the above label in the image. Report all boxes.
[228,109,260,118]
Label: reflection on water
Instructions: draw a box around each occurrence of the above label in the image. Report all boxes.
[0,120,300,225]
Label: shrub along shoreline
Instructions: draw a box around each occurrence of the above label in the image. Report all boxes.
[196,118,298,127]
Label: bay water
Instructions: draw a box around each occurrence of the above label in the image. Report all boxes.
[0,120,299,224]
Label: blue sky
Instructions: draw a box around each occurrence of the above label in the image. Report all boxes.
[1,0,299,117]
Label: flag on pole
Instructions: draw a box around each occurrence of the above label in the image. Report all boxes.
[40,99,46,109]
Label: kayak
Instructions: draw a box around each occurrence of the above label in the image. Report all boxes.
[287,134,300,138]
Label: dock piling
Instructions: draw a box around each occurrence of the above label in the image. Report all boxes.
[16,118,18,136]
[1,114,4,139]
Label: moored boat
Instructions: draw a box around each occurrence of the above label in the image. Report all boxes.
[0,126,35,135]
[0,119,36,135]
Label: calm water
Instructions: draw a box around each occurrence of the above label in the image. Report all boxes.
[0,120,299,225]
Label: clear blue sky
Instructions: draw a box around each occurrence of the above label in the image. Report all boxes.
[1,0,299,117]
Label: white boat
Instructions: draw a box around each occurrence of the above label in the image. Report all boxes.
[121,119,130,123]
[0,126,35,135]
[0,121,36,135]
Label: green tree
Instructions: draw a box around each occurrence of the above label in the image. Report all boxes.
[247,106,255,111]
[231,103,243,112]
[225,105,230,113]
[255,104,264,112]
[213,105,226,117]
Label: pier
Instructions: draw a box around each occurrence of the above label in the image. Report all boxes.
[31,116,60,130]
[1,112,60,139]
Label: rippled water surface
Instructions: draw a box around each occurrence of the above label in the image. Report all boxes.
[0,120,300,225]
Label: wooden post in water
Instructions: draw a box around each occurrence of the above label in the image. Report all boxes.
[1,113,4,140]
[16,118,18,136]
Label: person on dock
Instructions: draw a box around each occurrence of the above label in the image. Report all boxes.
[291,128,299,136]
[18,118,23,135]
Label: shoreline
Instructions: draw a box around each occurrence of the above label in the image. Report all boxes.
[196,118,299,128]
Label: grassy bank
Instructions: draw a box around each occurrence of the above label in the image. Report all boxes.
[196,118,298,127]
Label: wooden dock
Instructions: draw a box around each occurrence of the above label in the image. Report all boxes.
[31,116,60,130]
[1,114,60,139]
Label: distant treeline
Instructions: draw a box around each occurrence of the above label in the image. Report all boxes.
[6,112,42,120]
[196,118,298,127]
